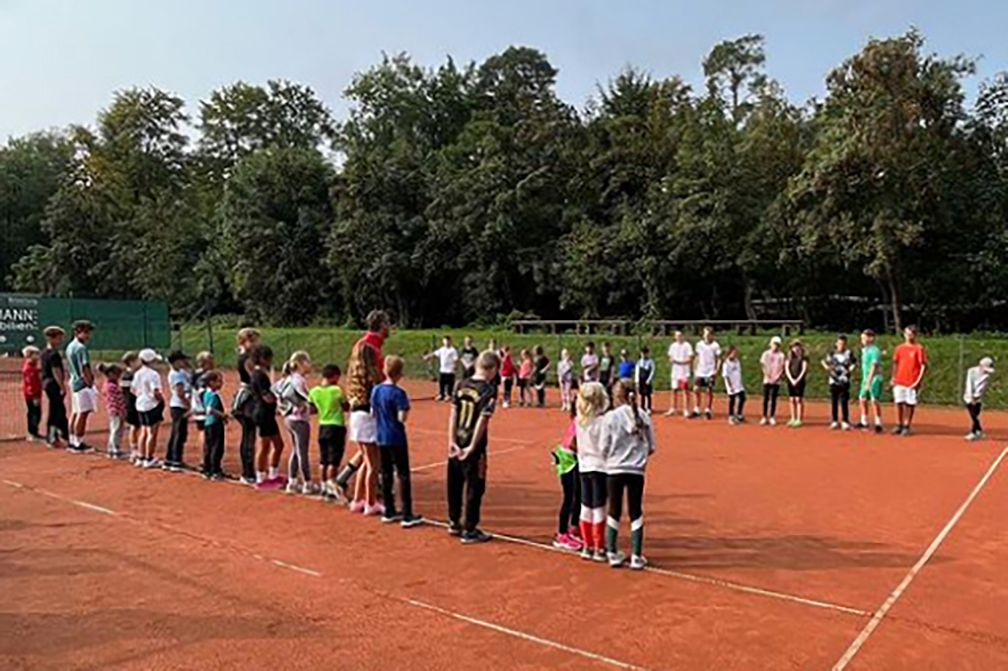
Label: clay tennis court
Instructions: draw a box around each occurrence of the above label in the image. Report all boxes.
[2,373,1007,670]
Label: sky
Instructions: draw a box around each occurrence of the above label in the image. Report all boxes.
[2,0,1007,140]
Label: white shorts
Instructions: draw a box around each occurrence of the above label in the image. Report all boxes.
[671,375,690,391]
[893,386,918,406]
[348,411,377,444]
[72,388,98,414]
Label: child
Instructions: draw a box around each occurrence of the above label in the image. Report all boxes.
[823,335,856,430]
[310,365,348,501]
[40,325,69,448]
[533,346,551,408]
[235,328,262,484]
[280,352,314,495]
[759,336,785,426]
[517,349,533,407]
[618,349,636,380]
[66,320,97,453]
[599,343,615,392]
[635,348,656,414]
[250,345,286,488]
[190,351,215,435]
[891,326,927,437]
[500,346,517,409]
[447,351,501,544]
[164,351,192,471]
[785,340,808,428]
[460,336,479,378]
[425,336,459,402]
[372,356,422,526]
[581,341,600,383]
[857,330,885,433]
[552,391,583,552]
[722,346,746,425]
[131,348,165,468]
[121,352,141,460]
[21,346,43,441]
[604,379,655,570]
[200,371,228,479]
[693,327,722,419]
[964,357,995,441]
[666,331,694,417]
[557,349,575,412]
[98,363,126,459]
[575,381,610,562]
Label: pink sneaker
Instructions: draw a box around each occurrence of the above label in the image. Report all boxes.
[255,478,281,491]
[364,502,386,517]
[349,500,366,514]
[552,533,583,552]
[568,527,583,543]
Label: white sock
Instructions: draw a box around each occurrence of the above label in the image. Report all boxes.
[69,434,80,447]
[268,466,279,480]
[256,471,266,483]
[875,417,883,426]
[860,414,867,425]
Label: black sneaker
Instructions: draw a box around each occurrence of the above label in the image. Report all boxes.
[461,529,493,545]
[401,515,424,529]
[447,521,463,537]
[874,424,884,435]
[201,471,213,481]
[704,410,713,420]
[381,512,404,524]
[892,426,905,436]
[79,443,96,453]
[856,422,869,431]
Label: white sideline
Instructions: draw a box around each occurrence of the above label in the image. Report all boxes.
[410,444,529,472]
[830,447,1008,671]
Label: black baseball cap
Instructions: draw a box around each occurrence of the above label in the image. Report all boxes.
[167,350,190,364]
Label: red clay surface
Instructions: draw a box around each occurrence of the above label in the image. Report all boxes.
[2,378,1007,670]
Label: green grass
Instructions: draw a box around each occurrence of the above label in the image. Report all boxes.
[90,326,1008,409]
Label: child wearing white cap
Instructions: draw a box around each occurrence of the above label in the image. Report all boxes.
[964,357,995,441]
[131,349,165,467]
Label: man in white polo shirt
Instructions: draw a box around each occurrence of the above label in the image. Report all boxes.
[426,336,460,402]
[665,331,694,417]
[692,327,722,419]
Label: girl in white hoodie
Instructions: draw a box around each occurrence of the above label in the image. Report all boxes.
[604,379,655,570]
[575,382,610,562]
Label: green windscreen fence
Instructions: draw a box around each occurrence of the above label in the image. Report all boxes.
[0,293,170,353]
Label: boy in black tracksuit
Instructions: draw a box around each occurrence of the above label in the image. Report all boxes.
[447,351,500,544]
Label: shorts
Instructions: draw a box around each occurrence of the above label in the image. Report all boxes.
[139,403,164,427]
[318,425,347,466]
[349,410,377,444]
[72,388,98,414]
[695,376,716,390]
[125,396,140,428]
[788,381,806,399]
[257,414,280,438]
[893,386,918,406]
[672,376,690,391]
[859,379,883,402]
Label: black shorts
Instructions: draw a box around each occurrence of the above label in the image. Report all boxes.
[139,404,164,427]
[257,414,280,438]
[788,381,807,398]
[695,376,716,390]
[318,425,347,466]
[125,393,140,427]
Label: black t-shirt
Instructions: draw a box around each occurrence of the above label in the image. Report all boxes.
[461,347,479,372]
[250,369,276,422]
[40,348,63,387]
[533,355,550,385]
[237,353,252,385]
[453,378,497,454]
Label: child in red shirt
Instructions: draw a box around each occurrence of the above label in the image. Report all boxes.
[500,345,517,408]
[22,346,43,441]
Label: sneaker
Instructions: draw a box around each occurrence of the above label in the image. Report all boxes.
[901,427,912,437]
[401,515,424,529]
[736,416,746,424]
[892,426,905,436]
[461,529,493,544]
[580,546,594,561]
[841,422,851,431]
[592,549,608,563]
[794,420,804,428]
[502,401,510,409]
[211,472,226,481]
[553,533,582,552]
[874,424,884,434]
[201,471,214,481]
[349,499,366,513]
[141,458,160,469]
[630,555,648,571]
[704,410,713,420]
[759,417,768,426]
[728,417,738,426]
[683,410,690,419]
[447,521,463,537]
[665,409,676,417]
[364,502,386,517]
[133,458,145,468]
[239,476,256,486]
[965,432,979,441]
[255,478,282,491]
[568,527,583,543]
[285,481,299,494]
[830,422,839,430]
[608,551,627,568]
[857,422,869,431]
[769,417,777,426]
[381,512,404,524]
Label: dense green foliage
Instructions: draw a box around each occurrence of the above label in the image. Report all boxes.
[3,31,1007,331]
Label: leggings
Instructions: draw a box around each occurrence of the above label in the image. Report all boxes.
[166,407,189,464]
[639,383,653,413]
[558,466,581,535]
[762,383,779,418]
[203,422,225,475]
[45,382,69,443]
[535,383,546,408]
[560,380,573,407]
[26,398,42,438]
[830,384,851,423]
[285,417,312,482]
[239,417,257,480]
[503,377,514,404]
[967,403,982,434]
[606,473,645,556]
[438,373,456,400]
[447,451,486,532]
[579,471,608,551]
[729,391,746,417]
[380,442,413,517]
[517,379,530,404]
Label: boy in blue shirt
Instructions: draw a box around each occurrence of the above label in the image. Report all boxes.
[200,371,228,480]
[371,356,422,528]
[618,350,636,381]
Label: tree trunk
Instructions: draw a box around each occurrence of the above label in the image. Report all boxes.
[884,263,902,334]
[742,272,757,321]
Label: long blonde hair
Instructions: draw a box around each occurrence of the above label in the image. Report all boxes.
[288,350,311,374]
[576,382,610,427]
[237,328,261,352]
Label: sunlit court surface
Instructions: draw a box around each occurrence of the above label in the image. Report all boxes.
[2,374,1007,671]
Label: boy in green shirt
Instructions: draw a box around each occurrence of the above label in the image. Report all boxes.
[309,364,349,502]
[858,329,884,433]
[66,320,97,453]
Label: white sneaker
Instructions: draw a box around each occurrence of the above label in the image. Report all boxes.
[728,417,738,426]
[841,422,851,431]
[769,418,777,426]
[759,417,768,426]
[630,555,648,571]
[965,432,984,442]
[608,551,626,568]
[503,401,510,409]
[285,481,299,494]
[683,410,690,418]
[830,422,839,430]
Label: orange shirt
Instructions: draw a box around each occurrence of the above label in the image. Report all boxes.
[893,343,927,387]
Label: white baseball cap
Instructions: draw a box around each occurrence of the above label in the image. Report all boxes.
[770,336,782,346]
[139,348,162,364]
[980,357,995,373]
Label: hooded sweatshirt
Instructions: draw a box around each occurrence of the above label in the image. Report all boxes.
[603,405,655,476]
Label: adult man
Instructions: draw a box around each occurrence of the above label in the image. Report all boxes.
[426,336,459,402]
[891,325,927,437]
[665,331,694,417]
[66,320,97,453]
[692,327,722,419]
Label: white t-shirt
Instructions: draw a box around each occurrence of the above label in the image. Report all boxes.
[434,346,459,374]
[168,368,191,409]
[131,366,163,413]
[722,358,744,394]
[667,341,694,381]
[694,340,722,378]
[581,353,600,382]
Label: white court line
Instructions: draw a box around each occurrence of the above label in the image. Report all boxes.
[403,597,654,671]
[409,426,535,446]
[422,519,868,617]
[3,479,24,488]
[271,559,323,577]
[71,500,117,516]
[410,444,529,473]
[831,447,1008,671]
